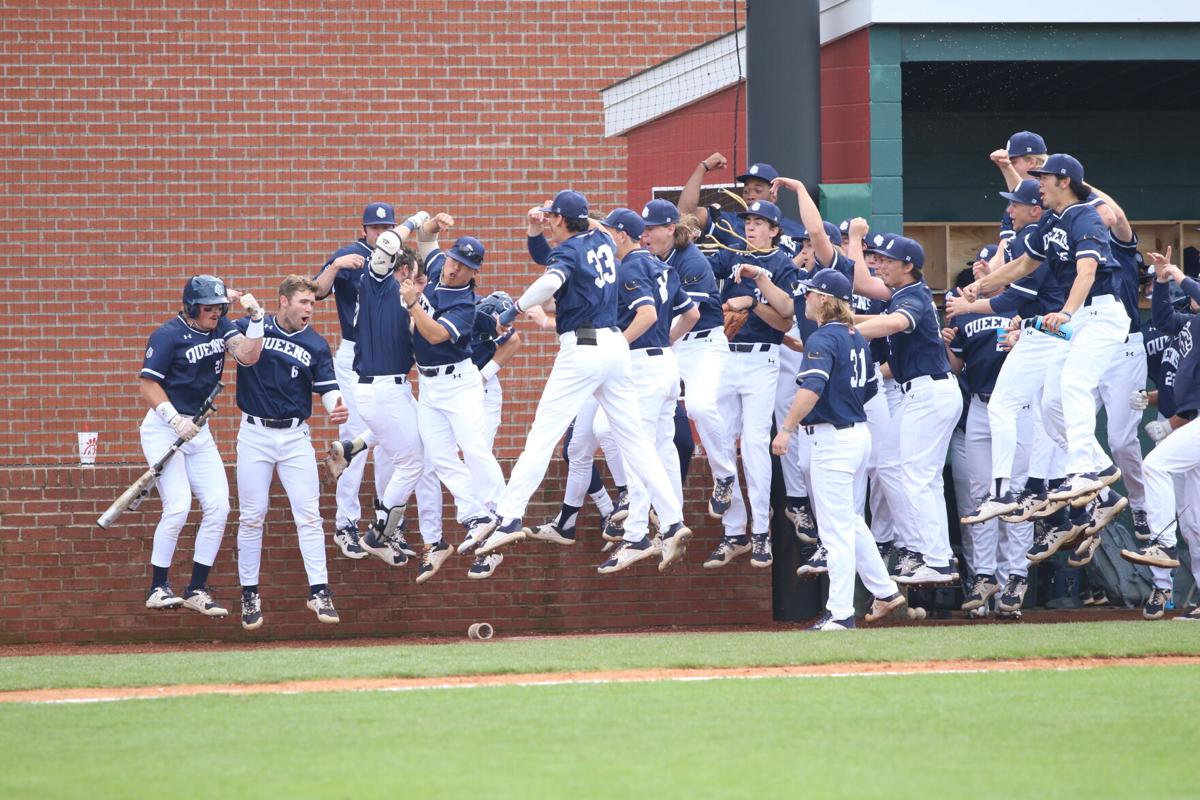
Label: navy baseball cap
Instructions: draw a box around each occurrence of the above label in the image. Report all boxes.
[800,268,853,302]
[539,190,590,219]
[737,199,782,225]
[1029,153,1085,183]
[363,202,396,226]
[736,162,779,184]
[1006,131,1047,157]
[967,244,999,265]
[863,232,897,256]
[446,236,485,270]
[641,198,680,226]
[823,221,843,247]
[999,178,1044,207]
[600,207,645,238]
[869,235,924,269]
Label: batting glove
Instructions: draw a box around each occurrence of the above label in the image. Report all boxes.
[1129,389,1149,411]
[1144,419,1172,443]
[169,414,201,441]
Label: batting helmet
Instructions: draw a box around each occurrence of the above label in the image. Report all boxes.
[476,291,515,340]
[183,275,231,318]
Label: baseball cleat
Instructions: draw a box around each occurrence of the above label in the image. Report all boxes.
[240,590,263,631]
[1031,495,1070,519]
[796,545,829,577]
[708,476,735,518]
[597,537,657,574]
[865,592,907,623]
[1026,519,1083,563]
[1084,493,1128,536]
[891,547,923,579]
[1048,473,1106,505]
[658,522,693,571]
[528,520,577,546]
[600,512,625,542]
[961,492,1018,525]
[994,609,1023,621]
[895,563,957,586]
[1175,604,1200,621]
[961,574,1000,611]
[1067,533,1103,568]
[458,516,498,555]
[1143,587,1171,620]
[1131,509,1152,541]
[875,540,895,562]
[784,502,818,544]
[702,535,751,568]
[307,589,340,624]
[750,532,773,568]
[323,437,367,482]
[392,528,417,558]
[1121,542,1181,569]
[1001,488,1049,523]
[145,584,184,610]
[182,587,228,617]
[361,529,408,566]
[415,540,453,584]
[996,574,1028,613]
[467,552,504,579]
[1096,464,1123,488]
[809,611,855,631]
[333,523,368,560]
[610,489,630,524]
[476,517,527,555]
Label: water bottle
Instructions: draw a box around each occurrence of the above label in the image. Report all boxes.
[1033,315,1074,340]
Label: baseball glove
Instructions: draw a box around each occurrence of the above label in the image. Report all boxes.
[723,307,750,339]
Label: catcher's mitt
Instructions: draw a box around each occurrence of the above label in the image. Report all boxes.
[723,307,750,339]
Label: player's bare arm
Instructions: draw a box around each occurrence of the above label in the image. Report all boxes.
[678,152,726,229]
[622,305,658,344]
[668,305,701,344]
[735,264,794,318]
[847,217,892,301]
[1044,256,1097,332]
[315,253,365,299]
[773,177,836,267]
[770,387,820,456]
[852,312,909,340]
[400,277,450,343]
[965,252,1038,300]
[990,148,1021,191]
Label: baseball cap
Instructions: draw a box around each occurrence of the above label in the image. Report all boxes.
[1006,131,1047,157]
[868,235,924,269]
[823,221,844,247]
[446,236,485,270]
[1028,153,1085,183]
[737,199,782,226]
[641,198,680,226]
[967,244,999,265]
[998,178,1044,207]
[800,268,853,302]
[600,207,645,239]
[538,189,590,219]
[362,202,396,226]
[863,232,897,256]
[736,162,779,184]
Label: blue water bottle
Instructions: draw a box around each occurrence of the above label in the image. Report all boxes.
[1033,315,1074,340]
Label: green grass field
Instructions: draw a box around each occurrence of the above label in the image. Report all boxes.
[3,621,1198,799]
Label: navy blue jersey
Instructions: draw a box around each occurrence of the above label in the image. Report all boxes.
[1142,324,1172,390]
[234,316,337,421]
[545,228,620,334]
[850,272,891,369]
[885,280,951,384]
[706,210,808,258]
[527,233,551,266]
[318,239,372,342]
[667,243,724,331]
[707,247,800,345]
[140,314,239,415]
[992,223,1064,318]
[663,260,696,335]
[1152,279,1200,414]
[353,269,414,377]
[1023,203,1119,300]
[795,322,872,426]
[948,299,1010,395]
[1109,232,1143,333]
[617,248,674,350]
[413,253,477,366]
[796,250,858,342]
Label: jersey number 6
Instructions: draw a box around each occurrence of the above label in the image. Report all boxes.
[587,244,617,289]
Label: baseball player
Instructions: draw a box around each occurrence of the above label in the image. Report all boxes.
[314,202,401,559]
[701,199,799,568]
[851,235,963,585]
[232,275,348,629]
[472,291,522,453]
[771,268,905,630]
[139,275,263,615]
[1121,253,1197,618]
[965,154,1130,547]
[477,190,693,566]
[991,130,1048,242]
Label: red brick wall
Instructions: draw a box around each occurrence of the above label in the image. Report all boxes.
[0,1,736,466]
[820,29,871,183]
[0,462,772,645]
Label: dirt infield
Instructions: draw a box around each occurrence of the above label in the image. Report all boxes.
[6,655,1198,705]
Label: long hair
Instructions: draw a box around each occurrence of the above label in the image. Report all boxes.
[812,292,854,326]
[673,213,701,248]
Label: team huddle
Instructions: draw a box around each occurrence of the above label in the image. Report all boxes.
[131,129,1200,631]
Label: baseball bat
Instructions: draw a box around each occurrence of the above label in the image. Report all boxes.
[96,382,224,529]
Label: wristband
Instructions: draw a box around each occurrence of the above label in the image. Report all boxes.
[155,401,179,425]
[480,361,501,381]
[245,317,265,340]
[1061,311,1072,320]
[405,298,418,309]
[700,161,710,172]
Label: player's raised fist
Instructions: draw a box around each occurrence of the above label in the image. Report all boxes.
[960,281,981,302]
[989,148,1011,166]
[702,152,727,172]
[331,253,365,271]
[433,212,455,231]
[239,293,264,321]
[849,217,869,239]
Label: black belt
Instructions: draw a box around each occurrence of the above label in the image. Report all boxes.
[900,373,951,393]
[245,415,301,429]
[573,325,618,346]
[1084,293,1115,307]
[358,375,408,384]
[729,343,772,353]
[682,328,713,341]
[804,422,856,434]
[418,364,456,377]
[635,347,664,356]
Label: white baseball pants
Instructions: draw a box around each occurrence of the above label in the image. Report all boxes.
[1097,331,1148,508]
[1142,417,1200,550]
[333,339,388,528]
[623,347,683,539]
[496,328,682,527]
[717,345,780,537]
[139,411,230,569]
[806,422,899,619]
[774,324,809,498]
[354,376,424,511]
[988,329,1063,482]
[673,328,737,480]
[482,373,503,453]
[563,398,623,507]
[864,386,895,544]
[234,418,327,588]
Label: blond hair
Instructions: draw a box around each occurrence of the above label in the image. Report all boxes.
[812,292,854,326]
[278,274,319,299]
[673,213,702,248]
